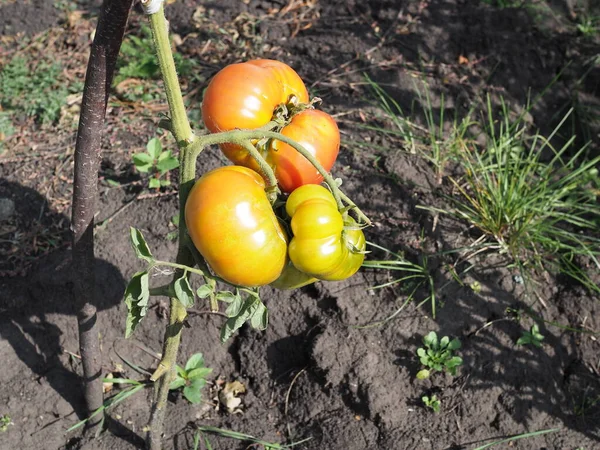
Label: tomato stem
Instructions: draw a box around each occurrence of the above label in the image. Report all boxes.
[146,5,197,449]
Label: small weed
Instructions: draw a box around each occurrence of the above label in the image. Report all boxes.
[166,215,179,241]
[0,414,13,432]
[169,353,212,404]
[360,76,474,184]
[481,0,523,8]
[0,112,15,153]
[422,394,441,413]
[416,331,462,379]
[132,138,179,189]
[0,55,78,125]
[421,99,600,294]
[576,15,599,37]
[360,242,436,320]
[516,323,544,348]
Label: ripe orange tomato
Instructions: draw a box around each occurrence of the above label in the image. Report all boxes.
[247,59,309,104]
[185,166,288,287]
[268,109,340,193]
[201,63,282,133]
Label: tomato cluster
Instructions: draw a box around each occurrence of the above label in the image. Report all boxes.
[185,59,365,289]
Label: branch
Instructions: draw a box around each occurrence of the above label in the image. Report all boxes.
[71,0,133,431]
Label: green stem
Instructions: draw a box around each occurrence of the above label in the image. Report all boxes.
[191,130,344,209]
[146,5,195,450]
[148,4,193,146]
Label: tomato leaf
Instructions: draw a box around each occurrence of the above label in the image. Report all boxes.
[174,273,194,308]
[129,227,153,262]
[132,153,153,173]
[249,300,268,331]
[196,284,213,299]
[220,297,259,343]
[124,271,150,338]
[224,293,243,317]
[146,137,162,160]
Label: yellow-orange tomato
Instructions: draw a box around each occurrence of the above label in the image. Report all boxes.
[185,166,288,287]
[247,59,309,104]
[201,60,310,175]
[268,109,340,193]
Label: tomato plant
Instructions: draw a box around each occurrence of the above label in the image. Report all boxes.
[185,166,288,287]
[286,184,366,280]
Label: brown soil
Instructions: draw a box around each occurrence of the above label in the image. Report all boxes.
[0,0,599,449]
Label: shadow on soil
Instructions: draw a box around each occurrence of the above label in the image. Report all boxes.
[0,179,127,423]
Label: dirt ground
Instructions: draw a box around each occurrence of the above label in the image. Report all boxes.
[1,0,599,449]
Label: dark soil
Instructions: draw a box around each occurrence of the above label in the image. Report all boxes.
[1,0,599,449]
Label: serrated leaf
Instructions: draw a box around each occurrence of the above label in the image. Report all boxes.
[149,178,161,189]
[124,271,150,338]
[183,378,206,404]
[416,369,430,380]
[220,297,259,343]
[185,353,205,372]
[224,294,243,317]
[196,284,213,299]
[129,227,153,262]
[188,367,213,380]
[250,301,268,330]
[132,153,153,172]
[146,137,162,159]
[156,151,179,173]
[174,273,194,308]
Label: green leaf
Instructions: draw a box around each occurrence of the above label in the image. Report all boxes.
[129,227,153,262]
[440,336,449,349]
[196,284,213,299]
[224,293,243,317]
[423,331,438,349]
[188,367,213,380]
[169,377,186,390]
[446,356,463,368]
[146,137,162,159]
[216,291,237,303]
[183,378,206,404]
[159,179,171,187]
[416,348,426,358]
[124,271,150,338]
[174,273,194,308]
[185,353,205,372]
[250,300,268,330]
[149,178,161,189]
[416,369,430,380]
[220,296,259,342]
[106,179,120,187]
[156,150,179,173]
[447,338,461,351]
[516,335,530,346]
[132,153,153,173]
[176,365,187,378]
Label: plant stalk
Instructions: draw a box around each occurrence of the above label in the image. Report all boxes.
[145,4,195,449]
[71,0,132,431]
